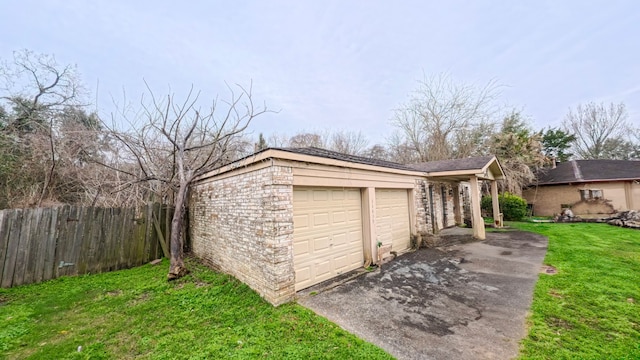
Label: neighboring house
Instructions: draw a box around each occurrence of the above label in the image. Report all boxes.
[523,159,640,217]
[189,147,504,305]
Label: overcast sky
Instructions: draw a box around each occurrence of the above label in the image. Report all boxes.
[1,0,638,144]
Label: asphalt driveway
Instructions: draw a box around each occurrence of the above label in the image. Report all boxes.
[298,228,548,360]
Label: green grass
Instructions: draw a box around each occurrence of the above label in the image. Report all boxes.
[0,258,392,359]
[510,222,640,359]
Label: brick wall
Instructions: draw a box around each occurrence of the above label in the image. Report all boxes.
[189,165,295,305]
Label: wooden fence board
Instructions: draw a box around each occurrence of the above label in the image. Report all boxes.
[77,207,94,275]
[63,206,81,277]
[43,207,58,282]
[13,209,33,286]
[53,206,70,279]
[134,212,146,265]
[24,208,44,285]
[67,205,86,277]
[117,207,129,270]
[33,208,50,283]
[89,207,103,274]
[0,210,10,283]
[103,208,115,272]
[1,210,21,287]
[95,207,108,273]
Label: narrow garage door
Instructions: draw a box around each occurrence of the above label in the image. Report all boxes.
[375,189,411,252]
[293,187,364,291]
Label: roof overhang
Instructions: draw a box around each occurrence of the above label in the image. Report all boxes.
[425,156,505,181]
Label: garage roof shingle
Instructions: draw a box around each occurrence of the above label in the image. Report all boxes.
[410,156,496,173]
[271,147,419,171]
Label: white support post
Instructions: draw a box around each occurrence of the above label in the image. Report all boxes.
[469,176,485,240]
[491,180,502,228]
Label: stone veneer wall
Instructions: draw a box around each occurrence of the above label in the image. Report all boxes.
[429,182,457,231]
[414,179,431,234]
[189,165,295,305]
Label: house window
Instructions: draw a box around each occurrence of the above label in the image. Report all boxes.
[580,189,603,201]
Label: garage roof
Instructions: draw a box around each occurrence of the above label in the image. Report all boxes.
[198,147,504,182]
[273,147,418,171]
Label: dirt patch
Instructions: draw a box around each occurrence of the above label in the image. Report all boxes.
[548,289,563,298]
[106,290,123,297]
[547,317,573,329]
[129,292,151,306]
[500,251,512,256]
[540,265,558,275]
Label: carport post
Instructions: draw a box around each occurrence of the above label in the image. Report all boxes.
[491,180,502,228]
[469,176,486,240]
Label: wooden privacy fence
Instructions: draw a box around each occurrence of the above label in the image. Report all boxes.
[0,203,172,288]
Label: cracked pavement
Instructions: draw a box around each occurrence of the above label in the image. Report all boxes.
[298,229,548,360]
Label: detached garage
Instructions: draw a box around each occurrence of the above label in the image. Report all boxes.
[189,147,429,305]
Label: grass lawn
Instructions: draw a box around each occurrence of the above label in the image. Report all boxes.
[510,222,640,359]
[0,258,392,359]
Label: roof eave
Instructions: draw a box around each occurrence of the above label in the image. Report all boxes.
[195,148,426,182]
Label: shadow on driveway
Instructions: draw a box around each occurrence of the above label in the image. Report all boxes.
[298,229,548,360]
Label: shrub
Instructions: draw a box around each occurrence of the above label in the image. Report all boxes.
[481,192,528,221]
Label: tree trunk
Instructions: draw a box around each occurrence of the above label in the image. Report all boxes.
[167,183,190,280]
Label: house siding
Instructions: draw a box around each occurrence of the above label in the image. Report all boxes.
[189,165,295,305]
[523,181,639,216]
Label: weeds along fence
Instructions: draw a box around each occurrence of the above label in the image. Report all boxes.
[0,203,172,288]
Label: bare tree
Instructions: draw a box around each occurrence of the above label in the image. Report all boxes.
[288,131,327,148]
[562,102,634,159]
[0,50,84,206]
[328,130,369,155]
[266,133,289,147]
[386,131,422,164]
[362,144,390,161]
[391,73,501,161]
[108,82,267,280]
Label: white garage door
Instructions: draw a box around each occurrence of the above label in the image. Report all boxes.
[293,187,364,291]
[375,189,411,252]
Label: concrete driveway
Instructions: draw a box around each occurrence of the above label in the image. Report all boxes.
[298,229,548,360]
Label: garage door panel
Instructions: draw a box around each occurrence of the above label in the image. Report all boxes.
[295,266,311,284]
[293,240,309,256]
[347,209,361,221]
[293,187,364,291]
[313,236,331,251]
[375,189,411,253]
[333,254,349,270]
[331,190,345,200]
[332,210,347,223]
[312,213,329,226]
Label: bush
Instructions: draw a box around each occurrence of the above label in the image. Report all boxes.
[481,192,528,221]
